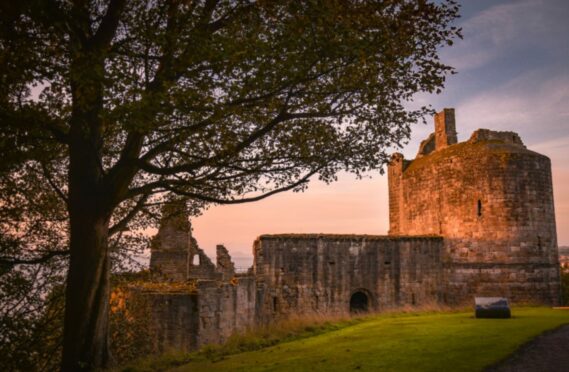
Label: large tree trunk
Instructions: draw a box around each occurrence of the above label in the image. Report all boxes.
[62,75,114,369]
[61,211,113,371]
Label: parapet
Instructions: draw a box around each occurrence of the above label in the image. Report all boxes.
[414,109,526,160]
[257,233,442,241]
[468,129,525,147]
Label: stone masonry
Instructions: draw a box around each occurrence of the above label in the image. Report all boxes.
[140,108,561,352]
[388,108,560,304]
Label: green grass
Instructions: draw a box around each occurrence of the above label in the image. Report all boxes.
[167,307,569,372]
[118,314,364,371]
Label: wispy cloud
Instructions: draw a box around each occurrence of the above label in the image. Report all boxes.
[454,70,569,142]
[443,0,564,71]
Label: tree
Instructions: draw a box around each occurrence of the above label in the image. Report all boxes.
[0,0,461,369]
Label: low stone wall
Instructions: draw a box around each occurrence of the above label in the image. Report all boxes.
[141,276,257,351]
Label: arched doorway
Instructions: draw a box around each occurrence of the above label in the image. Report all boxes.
[350,291,369,313]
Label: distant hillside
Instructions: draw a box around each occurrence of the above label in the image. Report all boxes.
[559,246,569,256]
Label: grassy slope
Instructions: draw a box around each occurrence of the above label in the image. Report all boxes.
[173,308,569,372]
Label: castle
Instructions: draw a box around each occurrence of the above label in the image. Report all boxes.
[142,108,561,351]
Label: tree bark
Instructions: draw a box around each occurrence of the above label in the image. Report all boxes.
[62,48,113,368]
[61,212,112,371]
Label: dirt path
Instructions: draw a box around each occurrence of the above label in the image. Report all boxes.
[486,324,569,372]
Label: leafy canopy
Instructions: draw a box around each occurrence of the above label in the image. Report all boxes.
[1,0,460,217]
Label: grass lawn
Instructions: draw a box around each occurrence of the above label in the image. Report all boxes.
[171,307,569,372]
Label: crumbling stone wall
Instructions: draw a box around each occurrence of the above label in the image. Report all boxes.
[388,109,560,304]
[149,202,223,282]
[197,277,256,346]
[187,237,219,280]
[253,234,443,322]
[216,245,236,281]
[141,277,256,351]
[144,292,199,352]
[149,203,192,281]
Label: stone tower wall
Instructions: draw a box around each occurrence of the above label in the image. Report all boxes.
[388,124,560,304]
[387,153,405,235]
[434,108,457,150]
[253,235,443,323]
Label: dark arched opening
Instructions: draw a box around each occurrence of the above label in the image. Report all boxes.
[350,291,369,314]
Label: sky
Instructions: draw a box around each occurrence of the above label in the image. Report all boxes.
[188,0,569,268]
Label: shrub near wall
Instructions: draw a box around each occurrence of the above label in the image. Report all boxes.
[110,286,156,365]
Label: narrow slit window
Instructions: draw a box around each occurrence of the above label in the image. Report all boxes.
[273,297,279,312]
[477,200,482,217]
[192,254,200,266]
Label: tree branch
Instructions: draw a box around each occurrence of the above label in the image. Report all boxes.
[91,0,128,51]
[0,250,69,267]
[162,169,320,205]
[41,163,69,206]
[109,193,150,236]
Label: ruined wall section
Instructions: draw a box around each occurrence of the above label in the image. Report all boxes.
[389,132,560,304]
[197,277,256,346]
[150,202,220,282]
[187,237,219,281]
[216,245,236,281]
[149,204,192,281]
[142,291,199,352]
[253,235,443,322]
[139,276,256,352]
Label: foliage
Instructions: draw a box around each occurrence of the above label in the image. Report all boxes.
[157,307,569,372]
[0,262,66,372]
[109,276,157,366]
[0,0,461,368]
[0,270,170,371]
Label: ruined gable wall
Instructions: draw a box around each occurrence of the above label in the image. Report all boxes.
[187,237,220,280]
[253,235,443,323]
[389,137,560,304]
[149,207,191,281]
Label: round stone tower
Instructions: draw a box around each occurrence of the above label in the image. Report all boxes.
[388,109,560,304]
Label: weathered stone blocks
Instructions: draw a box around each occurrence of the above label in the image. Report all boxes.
[388,110,560,304]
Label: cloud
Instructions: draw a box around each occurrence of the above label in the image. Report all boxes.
[442,0,564,71]
[452,70,569,144]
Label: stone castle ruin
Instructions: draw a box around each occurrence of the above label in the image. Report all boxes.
[141,108,561,351]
